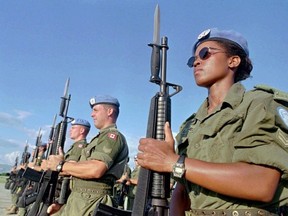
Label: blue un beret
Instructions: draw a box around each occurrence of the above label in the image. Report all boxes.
[71,118,91,128]
[89,95,120,108]
[41,142,47,147]
[193,28,249,56]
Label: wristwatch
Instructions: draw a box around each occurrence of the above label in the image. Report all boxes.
[172,155,186,178]
[56,161,65,172]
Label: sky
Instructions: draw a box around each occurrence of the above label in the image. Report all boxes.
[0,0,288,167]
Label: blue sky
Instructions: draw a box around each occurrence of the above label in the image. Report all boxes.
[1,0,287,166]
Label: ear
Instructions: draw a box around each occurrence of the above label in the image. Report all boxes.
[228,56,241,69]
[106,107,114,117]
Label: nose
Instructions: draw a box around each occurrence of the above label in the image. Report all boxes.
[193,56,201,67]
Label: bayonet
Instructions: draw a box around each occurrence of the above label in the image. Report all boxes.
[150,4,161,83]
[153,4,160,45]
[63,78,70,99]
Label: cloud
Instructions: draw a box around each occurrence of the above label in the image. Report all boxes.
[0,110,32,127]
[0,151,20,165]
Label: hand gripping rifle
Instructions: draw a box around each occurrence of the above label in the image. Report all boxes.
[28,78,72,216]
[17,128,43,208]
[132,4,182,216]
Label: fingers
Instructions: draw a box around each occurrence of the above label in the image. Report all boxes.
[58,146,64,156]
[164,122,175,148]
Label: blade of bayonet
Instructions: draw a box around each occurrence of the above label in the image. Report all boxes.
[152,4,160,45]
[63,78,70,99]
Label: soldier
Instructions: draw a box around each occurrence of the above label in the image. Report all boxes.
[27,142,47,171]
[6,152,31,215]
[44,95,129,216]
[44,118,91,215]
[114,157,131,210]
[137,28,288,215]
[125,155,140,210]
[17,143,48,216]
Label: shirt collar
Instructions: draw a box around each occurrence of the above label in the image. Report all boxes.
[196,83,246,120]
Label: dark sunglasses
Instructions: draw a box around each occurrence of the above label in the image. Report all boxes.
[187,47,226,68]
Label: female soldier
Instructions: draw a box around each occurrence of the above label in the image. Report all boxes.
[137,28,288,216]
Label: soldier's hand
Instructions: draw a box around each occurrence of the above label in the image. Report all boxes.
[137,122,178,173]
[27,162,34,168]
[41,160,48,171]
[58,146,64,156]
[47,154,64,171]
[47,203,62,214]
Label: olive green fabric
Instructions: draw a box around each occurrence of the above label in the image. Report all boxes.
[35,151,45,166]
[176,83,288,211]
[126,165,140,210]
[58,124,129,215]
[65,139,88,161]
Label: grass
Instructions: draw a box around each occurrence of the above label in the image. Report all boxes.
[0,176,8,184]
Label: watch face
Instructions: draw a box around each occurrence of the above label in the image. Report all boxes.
[174,167,184,173]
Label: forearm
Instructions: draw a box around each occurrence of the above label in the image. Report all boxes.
[184,159,280,202]
[61,160,107,179]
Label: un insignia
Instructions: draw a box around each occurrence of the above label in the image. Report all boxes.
[278,107,288,128]
[198,29,211,40]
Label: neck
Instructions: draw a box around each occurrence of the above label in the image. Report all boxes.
[207,81,234,113]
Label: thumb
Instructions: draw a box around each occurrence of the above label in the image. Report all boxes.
[47,205,52,214]
[58,147,64,156]
[164,122,175,148]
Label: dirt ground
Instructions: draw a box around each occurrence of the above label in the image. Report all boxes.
[0,182,13,215]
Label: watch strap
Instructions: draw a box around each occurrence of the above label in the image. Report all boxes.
[56,160,65,172]
[177,155,186,164]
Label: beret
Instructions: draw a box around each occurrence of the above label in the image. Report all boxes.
[193,28,249,56]
[40,142,47,147]
[71,118,91,128]
[89,95,120,108]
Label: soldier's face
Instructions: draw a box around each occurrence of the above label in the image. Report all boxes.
[70,125,82,140]
[91,104,109,129]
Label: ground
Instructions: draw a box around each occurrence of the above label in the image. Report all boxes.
[0,176,13,215]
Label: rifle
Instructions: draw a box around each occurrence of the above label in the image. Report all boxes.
[27,78,72,216]
[93,4,182,216]
[132,4,182,216]
[17,128,43,208]
[10,141,30,194]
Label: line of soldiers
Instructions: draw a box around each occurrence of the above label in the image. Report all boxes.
[4,95,133,216]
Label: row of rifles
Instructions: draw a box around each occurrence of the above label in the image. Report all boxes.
[5,78,72,216]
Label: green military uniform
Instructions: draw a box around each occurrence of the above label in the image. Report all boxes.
[65,139,88,161]
[57,124,129,216]
[113,161,131,209]
[53,139,88,216]
[126,165,140,210]
[176,83,288,215]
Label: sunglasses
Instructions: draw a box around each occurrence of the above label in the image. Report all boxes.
[187,47,226,68]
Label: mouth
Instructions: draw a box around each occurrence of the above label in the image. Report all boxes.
[194,69,202,76]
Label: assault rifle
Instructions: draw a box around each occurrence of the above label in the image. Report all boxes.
[17,128,44,208]
[27,78,72,216]
[132,4,182,216]
[93,4,182,216]
[11,141,30,193]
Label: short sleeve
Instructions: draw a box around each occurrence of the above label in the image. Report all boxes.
[233,94,288,178]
